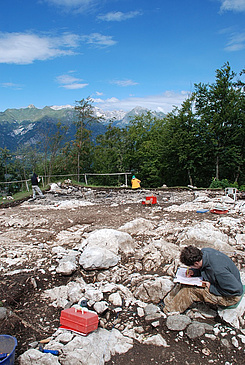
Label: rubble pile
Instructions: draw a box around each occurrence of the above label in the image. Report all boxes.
[0,184,245,364]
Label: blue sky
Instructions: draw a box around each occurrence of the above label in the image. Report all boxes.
[0,0,245,113]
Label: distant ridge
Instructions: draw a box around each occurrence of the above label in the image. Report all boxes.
[0,105,165,151]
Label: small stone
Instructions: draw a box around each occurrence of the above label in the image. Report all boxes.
[145,313,162,322]
[231,336,239,348]
[202,348,211,356]
[186,322,205,339]
[28,341,39,349]
[0,307,7,320]
[238,334,245,344]
[221,338,231,348]
[205,334,216,340]
[108,292,122,306]
[143,334,169,347]
[151,321,160,328]
[144,304,160,316]
[166,314,191,331]
[213,327,220,336]
[137,307,145,317]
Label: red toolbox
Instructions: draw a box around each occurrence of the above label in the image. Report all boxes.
[60,308,99,335]
[145,196,157,204]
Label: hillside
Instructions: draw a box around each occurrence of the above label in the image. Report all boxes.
[0,105,165,151]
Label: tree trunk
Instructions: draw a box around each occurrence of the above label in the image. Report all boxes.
[215,155,219,180]
[188,169,193,186]
[77,152,80,182]
[235,166,240,183]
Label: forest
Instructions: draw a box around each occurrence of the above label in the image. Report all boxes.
[0,63,244,192]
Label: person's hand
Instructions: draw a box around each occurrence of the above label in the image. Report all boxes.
[202,281,210,289]
[186,268,194,277]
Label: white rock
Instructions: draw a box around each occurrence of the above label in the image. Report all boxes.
[205,334,216,340]
[231,336,239,348]
[108,292,123,306]
[178,221,233,253]
[84,287,103,306]
[56,260,77,276]
[119,218,155,235]
[237,334,245,344]
[133,276,174,303]
[218,295,245,329]
[235,233,245,246]
[79,228,135,255]
[18,349,60,365]
[137,307,145,317]
[93,301,109,314]
[143,334,169,347]
[67,282,85,303]
[55,332,74,344]
[79,247,119,270]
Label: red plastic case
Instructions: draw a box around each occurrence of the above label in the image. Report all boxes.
[146,196,157,204]
[60,308,98,335]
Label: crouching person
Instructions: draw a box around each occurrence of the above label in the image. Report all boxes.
[163,245,243,314]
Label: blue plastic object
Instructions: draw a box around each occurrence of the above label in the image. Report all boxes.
[0,335,17,365]
[39,346,59,356]
[42,349,59,356]
[196,209,209,213]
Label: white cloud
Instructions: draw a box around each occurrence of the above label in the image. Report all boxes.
[43,0,96,12]
[111,79,139,87]
[220,0,245,12]
[56,74,80,84]
[45,0,91,5]
[82,33,117,47]
[63,83,88,89]
[0,32,78,64]
[92,91,188,114]
[0,31,116,64]
[0,82,23,90]
[56,73,88,89]
[98,11,141,22]
[224,32,245,51]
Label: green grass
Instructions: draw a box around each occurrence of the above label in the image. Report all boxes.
[0,190,31,205]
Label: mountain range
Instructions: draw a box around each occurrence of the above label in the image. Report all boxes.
[0,104,165,151]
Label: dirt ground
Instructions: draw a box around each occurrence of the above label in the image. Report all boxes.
[0,187,244,364]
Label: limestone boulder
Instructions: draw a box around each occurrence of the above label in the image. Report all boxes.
[79,247,119,270]
[178,221,233,253]
[119,218,155,235]
[132,276,174,303]
[79,228,135,255]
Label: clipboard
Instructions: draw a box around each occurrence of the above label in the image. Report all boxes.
[173,267,204,287]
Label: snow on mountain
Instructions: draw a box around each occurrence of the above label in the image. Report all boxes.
[93,107,127,123]
[50,105,74,110]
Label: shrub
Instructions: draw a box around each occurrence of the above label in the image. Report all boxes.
[209,178,230,189]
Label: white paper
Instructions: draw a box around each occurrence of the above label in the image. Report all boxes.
[173,267,203,287]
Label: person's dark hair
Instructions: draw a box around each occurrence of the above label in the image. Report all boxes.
[180,245,203,266]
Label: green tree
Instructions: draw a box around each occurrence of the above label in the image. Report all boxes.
[124,112,165,187]
[94,123,127,185]
[160,99,203,186]
[194,62,243,182]
[0,147,12,176]
[40,122,68,183]
[74,97,103,181]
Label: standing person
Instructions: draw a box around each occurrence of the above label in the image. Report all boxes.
[131,175,141,190]
[31,173,44,199]
[163,245,243,314]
